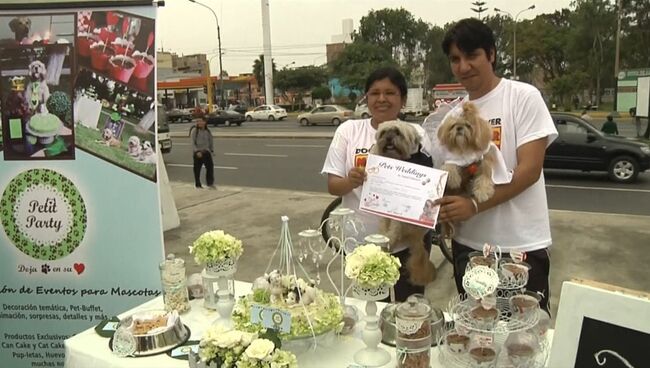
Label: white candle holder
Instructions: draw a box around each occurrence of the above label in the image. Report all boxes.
[352,283,391,367]
[204,258,237,327]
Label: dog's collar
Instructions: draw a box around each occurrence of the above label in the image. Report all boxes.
[464,162,480,176]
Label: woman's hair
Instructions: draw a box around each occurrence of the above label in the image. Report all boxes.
[364,66,408,98]
[442,18,497,69]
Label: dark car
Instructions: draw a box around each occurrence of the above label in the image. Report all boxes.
[205,110,246,127]
[545,113,650,183]
[228,104,248,115]
[166,108,192,123]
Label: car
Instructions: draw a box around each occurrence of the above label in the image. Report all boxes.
[297,105,353,126]
[245,105,287,121]
[353,103,371,119]
[157,104,172,153]
[205,109,246,127]
[227,104,249,115]
[166,108,193,123]
[544,113,650,183]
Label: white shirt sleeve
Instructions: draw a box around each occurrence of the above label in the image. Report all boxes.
[514,88,558,148]
[321,127,349,177]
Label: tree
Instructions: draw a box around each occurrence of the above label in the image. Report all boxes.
[471,1,488,20]
[355,8,430,82]
[422,25,454,86]
[275,66,329,109]
[252,54,276,89]
[330,41,397,90]
[620,0,650,69]
[311,85,332,101]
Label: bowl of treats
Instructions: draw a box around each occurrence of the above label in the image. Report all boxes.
[110,310,189,356]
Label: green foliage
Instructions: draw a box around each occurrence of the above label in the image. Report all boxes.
[252,54,277,89]
[330,41,397,90]
[252,288,270,304]
[348,91,357,102]
[311,85,331,101]
[275,66,328,93]
[46,91,71,123]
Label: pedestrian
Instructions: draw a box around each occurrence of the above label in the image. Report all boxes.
[580,109,592,121]
[321,66,435,302]
[435,18,558,313]
[630,107,641,137]
[601,114,619,135]
[190,117,215,189]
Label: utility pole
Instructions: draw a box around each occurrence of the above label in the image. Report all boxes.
[471,1,488,20]
[613,0,622,112]
[261,0,274,106]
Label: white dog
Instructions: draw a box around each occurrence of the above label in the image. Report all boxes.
[138,141,157,164]
[96,128,121,147]
[127,136,141,157]
[24,60,50,114]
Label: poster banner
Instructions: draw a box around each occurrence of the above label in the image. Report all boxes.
[0,5,163,368]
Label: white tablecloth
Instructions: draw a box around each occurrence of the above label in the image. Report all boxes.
[65,281,553,367]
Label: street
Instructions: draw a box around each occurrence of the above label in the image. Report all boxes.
[163,136,650,217]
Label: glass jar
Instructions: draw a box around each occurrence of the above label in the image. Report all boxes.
[159,254,190,313]
[395,295,432,368]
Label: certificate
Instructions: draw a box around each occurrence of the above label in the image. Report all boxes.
[359,154,448,229]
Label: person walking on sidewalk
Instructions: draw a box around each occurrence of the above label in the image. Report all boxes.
[435,18,557,314]
[601,115,619,135]
[190,117,215,189]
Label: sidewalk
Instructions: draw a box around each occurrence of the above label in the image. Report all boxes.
[163,182,650,319]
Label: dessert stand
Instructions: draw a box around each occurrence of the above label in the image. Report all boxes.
[438,247,550,368]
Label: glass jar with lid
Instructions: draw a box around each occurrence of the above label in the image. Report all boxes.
[395,295,432,368]
[159,253,191,313]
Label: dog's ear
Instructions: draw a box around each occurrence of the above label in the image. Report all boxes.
[9,18,20,33]
[407,124,421,155]
[469,110,492,151]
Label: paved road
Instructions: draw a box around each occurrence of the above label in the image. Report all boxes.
[163,137,650,216]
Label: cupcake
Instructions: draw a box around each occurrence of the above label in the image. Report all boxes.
[509,293,539,321]
[469,347,497,367]
[507,343,535,367]
[446,332,470,354]
[132,51,154,79]
[108,55,136,83]
[470,306,499,330]
[90,42,114,71]
[499,260,530,286]
[111,37,134,56]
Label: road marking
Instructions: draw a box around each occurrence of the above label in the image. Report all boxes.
[174,143,191,145]
[224,153,288,158]
[546,184,650,193]
[167,164,238,170]
[265,144,327,148]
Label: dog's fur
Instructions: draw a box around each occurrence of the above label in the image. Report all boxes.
[9,17,31,43]
[97,128,121,147]
[127,136,142,157]
[370,120,437,286]
[138,141,157,164]
[24,60,50,114]
[437,102,496,202]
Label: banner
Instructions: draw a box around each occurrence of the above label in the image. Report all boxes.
[0,4,163,368]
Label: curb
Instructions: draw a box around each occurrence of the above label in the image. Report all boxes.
[169,132,334,139]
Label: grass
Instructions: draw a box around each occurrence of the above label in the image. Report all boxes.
[75,111,156,180]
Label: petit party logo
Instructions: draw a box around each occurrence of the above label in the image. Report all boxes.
[1,168,87,261]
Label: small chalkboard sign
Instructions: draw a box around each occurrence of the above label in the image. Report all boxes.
[549,279,650,368]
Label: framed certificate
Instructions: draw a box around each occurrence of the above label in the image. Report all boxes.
[359,153,448,229]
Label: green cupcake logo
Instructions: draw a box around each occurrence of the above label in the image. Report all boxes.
[1,169,86,260]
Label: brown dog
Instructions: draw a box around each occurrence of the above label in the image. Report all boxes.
[370,120,436,286]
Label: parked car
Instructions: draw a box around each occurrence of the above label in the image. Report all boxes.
[245,105,287,121]
[205,109,246,127]
[544,113,650,183]
[166,108,193,123]
[297,105,353,126]
[228,104,248,115]
[353,103,371,119]
[157,104,172,153]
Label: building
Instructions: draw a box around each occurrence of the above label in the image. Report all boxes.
[156,51,208,80]
[157,74,261,110]
[325,19,354,65]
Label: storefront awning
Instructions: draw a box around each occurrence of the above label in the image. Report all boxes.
[0,0,157,10]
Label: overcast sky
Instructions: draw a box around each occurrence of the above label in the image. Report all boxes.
[158,0,573,76]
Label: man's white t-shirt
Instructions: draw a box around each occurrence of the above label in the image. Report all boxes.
[444,79,558,252]
[321,119,428,253]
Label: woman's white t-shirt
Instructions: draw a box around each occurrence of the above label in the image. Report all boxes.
[321,119,428,253]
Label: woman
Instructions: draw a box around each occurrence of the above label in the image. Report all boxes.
[190,117,215,188]
[321,66,433,301]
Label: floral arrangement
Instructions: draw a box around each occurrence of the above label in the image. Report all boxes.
[345,244,401,288]
[198,325,297,368]
[189,230,243,264]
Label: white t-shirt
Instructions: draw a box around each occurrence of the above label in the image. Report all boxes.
[321,119,429,253]
[444,79,558,252]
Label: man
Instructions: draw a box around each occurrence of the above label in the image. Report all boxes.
[601,115,619,135]
[435,18,557,313]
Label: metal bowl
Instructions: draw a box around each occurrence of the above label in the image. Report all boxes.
[379,303,446,347]
[112,310,190,356]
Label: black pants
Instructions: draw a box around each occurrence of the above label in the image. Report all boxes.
[451,240,551,315]
[193,151,214,186]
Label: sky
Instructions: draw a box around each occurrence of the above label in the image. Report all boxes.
[158,0,574,76]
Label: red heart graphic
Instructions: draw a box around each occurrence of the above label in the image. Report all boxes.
[73,263,85,275]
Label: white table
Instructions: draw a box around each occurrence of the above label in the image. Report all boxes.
[65,281,553,367]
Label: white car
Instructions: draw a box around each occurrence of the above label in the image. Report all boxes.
[245,105,287,121]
